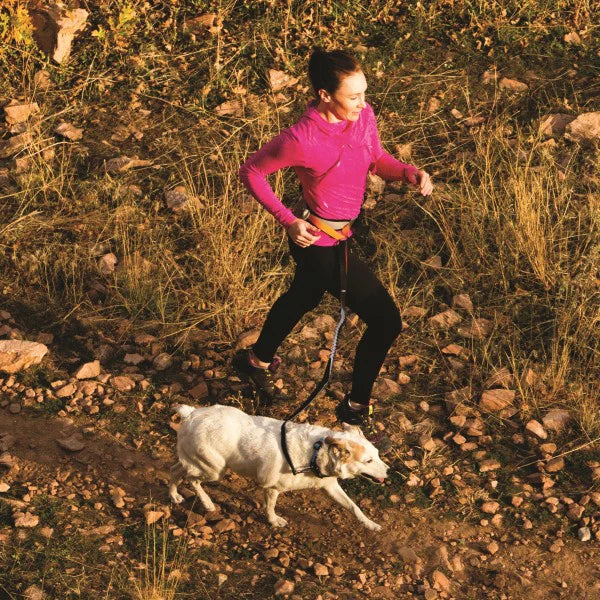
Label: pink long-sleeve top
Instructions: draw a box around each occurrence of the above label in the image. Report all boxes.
[239,101,419,246]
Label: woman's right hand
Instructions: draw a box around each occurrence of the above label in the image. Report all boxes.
[287,219,321,247]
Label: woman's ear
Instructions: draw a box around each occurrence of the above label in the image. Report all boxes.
[318,88,331,104]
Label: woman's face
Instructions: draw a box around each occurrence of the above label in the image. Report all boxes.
[320,70,367,122]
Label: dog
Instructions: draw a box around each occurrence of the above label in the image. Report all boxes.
[169,404,389,531]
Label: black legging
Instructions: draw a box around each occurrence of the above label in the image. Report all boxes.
[253,237,403,405]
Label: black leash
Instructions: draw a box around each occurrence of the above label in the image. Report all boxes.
[280,239,349,476]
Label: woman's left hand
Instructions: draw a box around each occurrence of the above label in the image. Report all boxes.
[407,169,433,196]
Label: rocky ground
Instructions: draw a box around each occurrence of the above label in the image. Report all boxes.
[1,302,600,599]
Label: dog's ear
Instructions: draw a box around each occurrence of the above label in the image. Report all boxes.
[325,436,350,457]
[341,423,366,438]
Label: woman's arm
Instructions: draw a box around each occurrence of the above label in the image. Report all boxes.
[239,131,305,228]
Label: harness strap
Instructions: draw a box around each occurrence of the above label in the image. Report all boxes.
[307,213,352,241]
[281,240,348,476]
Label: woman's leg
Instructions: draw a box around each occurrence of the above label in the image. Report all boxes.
[252,241,334,363]
[323,245,403,406]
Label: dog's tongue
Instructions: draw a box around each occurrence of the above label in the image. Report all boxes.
[375,477,385,483]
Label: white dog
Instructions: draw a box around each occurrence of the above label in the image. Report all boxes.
[169,404,389,531]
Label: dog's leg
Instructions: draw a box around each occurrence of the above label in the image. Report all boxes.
[168,462,186,504]
[189,478,216,512]
[264,488,288,528]
[323,482,381,531]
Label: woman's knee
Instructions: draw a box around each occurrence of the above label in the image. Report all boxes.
[363,291,403,341]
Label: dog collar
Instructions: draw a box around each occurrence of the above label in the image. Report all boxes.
[309,439,327,478]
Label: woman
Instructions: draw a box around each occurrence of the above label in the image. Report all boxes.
[233,49,433,432]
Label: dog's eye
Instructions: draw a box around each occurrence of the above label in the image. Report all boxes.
[365,459,373,464]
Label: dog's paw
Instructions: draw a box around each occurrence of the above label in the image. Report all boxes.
[202,500,216,512]
[364,520,381,532]
[269,516,288,528]
[170,492,184,504]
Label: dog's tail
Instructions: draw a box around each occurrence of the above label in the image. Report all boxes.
[174,404,196,420]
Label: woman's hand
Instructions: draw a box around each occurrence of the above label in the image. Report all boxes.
[287,219,321,247]
[407,169,434,196]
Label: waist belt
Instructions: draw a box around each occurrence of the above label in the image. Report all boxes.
[303,209,354,241]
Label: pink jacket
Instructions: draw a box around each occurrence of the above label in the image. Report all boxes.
[239,101,419,246]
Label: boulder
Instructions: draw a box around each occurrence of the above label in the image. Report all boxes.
[0,340,48,374]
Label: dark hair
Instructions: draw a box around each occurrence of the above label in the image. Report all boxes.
[308,49,362,96]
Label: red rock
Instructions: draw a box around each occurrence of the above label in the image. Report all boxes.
[480,389,515,412]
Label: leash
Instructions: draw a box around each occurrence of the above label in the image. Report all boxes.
[280,236,349,476]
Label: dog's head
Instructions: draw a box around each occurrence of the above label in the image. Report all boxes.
[322,428,388,483]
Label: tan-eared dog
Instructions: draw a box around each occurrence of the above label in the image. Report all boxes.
[169,404,389,530]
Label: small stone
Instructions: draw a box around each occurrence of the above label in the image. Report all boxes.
[479,459,501,472]
[57,434,85,452]
[188,380,209,400]
[432,569,451,592]
[217,574,228,586]
[578,527,591,542]
[452,293,473,311]
[525,420,547,440]
[457,318,493,339]
[542,410,570,433]
[145,510,165,525]
[545,457,565,473]
[539,114,576,137]
[480,389,515,412]
[98,253,117,275]
[481,501,500,514]
[0,132,33,158]
[74,360,100,379]
[274,579,295,596]
[403,306,428,319]
[565,112,600,143]
[153,353,173,370]
[234,329,260,350]
[397,546,420,564]
[484,367,514,389]
[23,585,44,600]
[105,156,152,173]
[397,372,411,385]
[313,563,329,577]
[0,482,10,492]
[110,375,135,392]
[55,121,83,141]
[124,353,144,366]
[0,340,48,374]
[429,309,462,330]
[499,77,529,92]
[14,511,39,528]
[165,186,192,212]
[486,541,499,555]
[4,101,39,125]
[8,402,21,414]
[424,255,442,269]
[55,383,76,398]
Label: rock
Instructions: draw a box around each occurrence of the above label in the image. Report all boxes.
[428,97,441,113]
[367,172,386,194]
[0,483,9,492]
[452,293,473,311]
[397,372,411,385]
[479,389,515,412]
[74,360,100,379]
[153,353,172,370]
[542,409,570,433]
[33,69,52,90]
[235,329,260,350]
[486,541,499,555]
[4,101,39,125]
[110,487,125,508]
[145,509,165,525]
[457,318,493,339]
[183,13,222,35]
[578,527,591,542]
[124,353,144,366]
[567,504,584,521]
[403,306,428,319]
[57,434,85,452]
[8,403,21,414]
[0,132,33,158]
[55,121,83,141]
[398,354,419,368]
[479,459,501,472]
[274,579,295,596]
[424,255,442,268]
[565,112,600,143]
[55,383,76,398]
[14,511,39,528]
[110,375,135,392]
[397,546,420,564]
[269,69,299,91]
[188,380,209,400]
[499,77,528,92]
[105,156,152,173]
[313,563,329,577]
[98,253,117,275]
[165,186,193,212]
[481,501,500,514]
[429,309,462,330]
[0,340,48,374]
[312,314,337,332]
[484,367,514,389]
[525,420,547,440]
[374,377,400,398]
[545,457,565,473]
[32,3,89,64]
[215,99,243,117]
[432,569,451,592]
[539,114,576,137]
[24,585,44,600]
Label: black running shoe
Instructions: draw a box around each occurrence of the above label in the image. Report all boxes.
[335,397,393,454]
[231,349,288,405]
